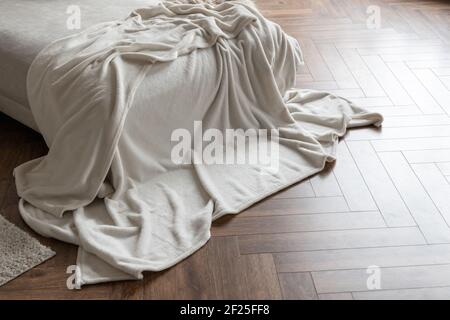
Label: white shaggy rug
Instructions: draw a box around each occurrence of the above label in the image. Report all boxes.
[0,213,55,287]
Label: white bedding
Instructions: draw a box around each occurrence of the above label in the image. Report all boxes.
[14,1,382,286]
[0,0,161,130]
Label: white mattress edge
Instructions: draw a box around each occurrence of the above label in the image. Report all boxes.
[0,93,39,132]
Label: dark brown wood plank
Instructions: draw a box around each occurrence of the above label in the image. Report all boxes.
[278,272,318,300]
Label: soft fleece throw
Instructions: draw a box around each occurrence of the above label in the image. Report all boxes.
[14,1,382,286]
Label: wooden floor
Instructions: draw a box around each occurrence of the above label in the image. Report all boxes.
[1,0,450,299]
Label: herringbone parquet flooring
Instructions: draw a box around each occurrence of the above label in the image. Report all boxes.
[1,0,450,299]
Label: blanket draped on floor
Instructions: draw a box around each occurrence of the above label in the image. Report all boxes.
[14,1,382,286]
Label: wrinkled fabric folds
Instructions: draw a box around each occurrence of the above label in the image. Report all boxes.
[14,1,382,286]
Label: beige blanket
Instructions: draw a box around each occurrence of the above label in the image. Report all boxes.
[14,1,382,286]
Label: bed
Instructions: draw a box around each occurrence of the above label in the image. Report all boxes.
[2,0,382,286]
[0,0,158,131]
